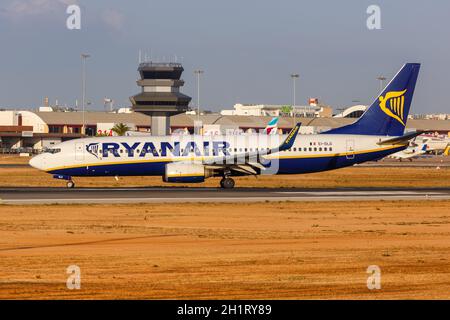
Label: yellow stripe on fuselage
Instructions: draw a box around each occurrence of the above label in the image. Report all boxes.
[44,144,405,172]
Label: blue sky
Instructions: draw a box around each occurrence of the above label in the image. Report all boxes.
[0,0,449,114]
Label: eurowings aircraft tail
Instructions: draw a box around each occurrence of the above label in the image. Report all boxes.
[325,63,420,136]
[264,117,279,134]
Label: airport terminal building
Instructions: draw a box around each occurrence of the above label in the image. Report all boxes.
[1,108,450,153]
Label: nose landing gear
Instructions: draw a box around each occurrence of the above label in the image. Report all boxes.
[53,174,75,188]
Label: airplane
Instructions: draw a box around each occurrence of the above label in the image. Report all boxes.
[389,143,428,161]
[415,134,450,155]
[262,117,279,134]
[30,63,421,189]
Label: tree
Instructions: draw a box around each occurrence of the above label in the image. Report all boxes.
[280,105,293,116]
[111,123,131,136]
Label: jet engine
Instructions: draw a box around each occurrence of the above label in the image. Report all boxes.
[163,163,213,183]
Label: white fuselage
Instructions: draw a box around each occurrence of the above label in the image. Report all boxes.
[30,133,405,177]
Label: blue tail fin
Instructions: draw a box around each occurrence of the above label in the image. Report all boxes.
[325,63,420,136]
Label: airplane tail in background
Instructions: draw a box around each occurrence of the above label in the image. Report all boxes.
[325,63,421,136]
[264,117,279,134]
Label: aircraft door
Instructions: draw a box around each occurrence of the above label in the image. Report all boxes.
[75,142,85,161]
[346,139,355,160]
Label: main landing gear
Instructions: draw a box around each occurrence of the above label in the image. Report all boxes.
[66,180,75,189]
[220,177,235,189]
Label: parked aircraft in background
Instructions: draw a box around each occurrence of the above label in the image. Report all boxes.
[30,63,421,189]
[415,134,450,155]
[389,143,428,161]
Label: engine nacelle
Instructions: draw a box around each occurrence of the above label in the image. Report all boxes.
[163,163,211,183]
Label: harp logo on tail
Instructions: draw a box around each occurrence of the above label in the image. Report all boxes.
[379,89,407,126]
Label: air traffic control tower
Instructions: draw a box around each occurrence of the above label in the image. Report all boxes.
[130,62,191,135]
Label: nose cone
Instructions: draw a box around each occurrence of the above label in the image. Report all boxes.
[29,154,46,171]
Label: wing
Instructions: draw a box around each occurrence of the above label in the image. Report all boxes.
[204,122,301,175]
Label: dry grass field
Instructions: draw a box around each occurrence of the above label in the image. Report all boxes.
[1,156,450,299]
[1,201,450,299]
[0,160,450,188]
[0,156,30,165]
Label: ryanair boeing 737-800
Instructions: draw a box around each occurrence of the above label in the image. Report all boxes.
[30,63,421,189]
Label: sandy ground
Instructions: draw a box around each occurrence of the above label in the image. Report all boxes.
[0,155,30,165]
[1,201,450,299]
[1,156,450,299]
[1,165,450,188]
[1,154,449,188]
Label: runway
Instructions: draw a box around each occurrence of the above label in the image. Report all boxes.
[1,186,450,204]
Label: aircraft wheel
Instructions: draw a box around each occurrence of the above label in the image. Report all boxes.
[67,180,75,189]
[221,177,235,189]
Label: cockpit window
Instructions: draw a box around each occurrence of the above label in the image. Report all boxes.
[45,148,61,154]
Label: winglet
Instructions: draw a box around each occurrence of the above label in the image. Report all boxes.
[279,122,301,151]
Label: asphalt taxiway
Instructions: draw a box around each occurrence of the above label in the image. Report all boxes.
[0,187,449,204]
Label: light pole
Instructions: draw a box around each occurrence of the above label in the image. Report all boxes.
[81,53,90,135]
[377,76,386,93]
[193,70,204,135]
[290,73,299,125]
[194,70,204,120]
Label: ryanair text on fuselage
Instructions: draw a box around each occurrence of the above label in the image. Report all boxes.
[87,141,231,158]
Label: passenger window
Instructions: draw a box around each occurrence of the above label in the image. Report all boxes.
[314,147,317,151]
[319,147,322,151]
[330,147,333,151]
[309,147,312,151]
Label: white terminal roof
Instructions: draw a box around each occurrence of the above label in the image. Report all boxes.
[28,111,450,131]
[34,111,151,126]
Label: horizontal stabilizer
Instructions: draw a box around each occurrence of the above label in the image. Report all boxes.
[377,131,428,145]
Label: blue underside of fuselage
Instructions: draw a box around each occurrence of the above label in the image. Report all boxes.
[48,146,405,177]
